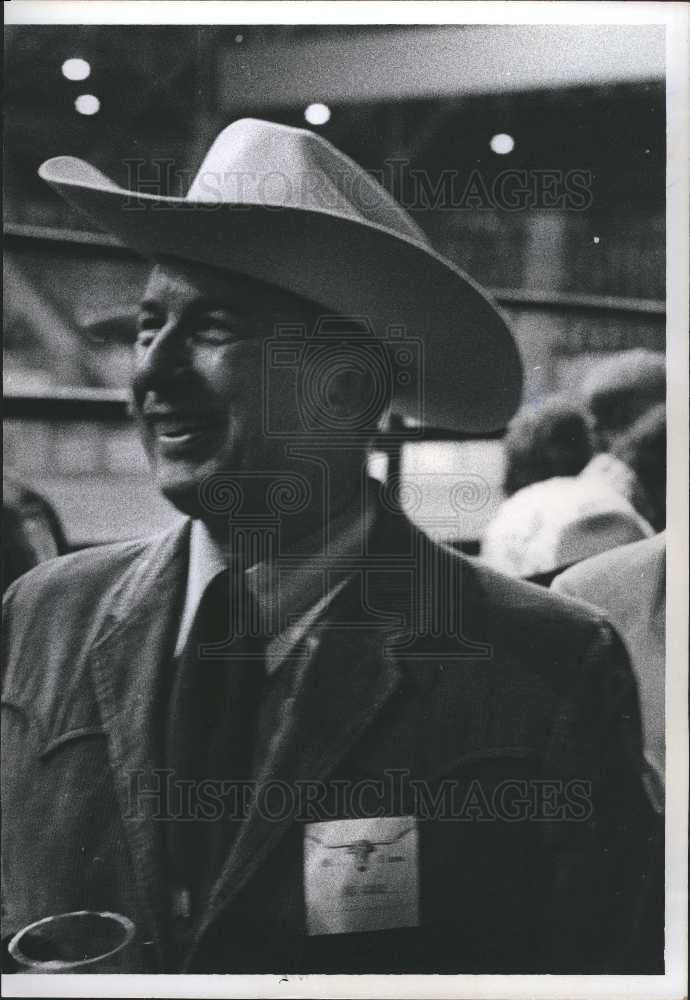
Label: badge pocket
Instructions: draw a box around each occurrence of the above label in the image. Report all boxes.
[304,816,419,936]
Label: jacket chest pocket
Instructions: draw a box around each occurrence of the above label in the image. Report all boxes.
[2,696,109,785]
[3,698,114,842]
[2,700,137,940]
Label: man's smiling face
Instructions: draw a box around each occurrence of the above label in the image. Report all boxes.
[131,259,322,518]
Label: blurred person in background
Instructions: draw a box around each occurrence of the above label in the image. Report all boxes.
[581,348,666,455]
[501,395,594,498]
[576,348,665,507]
[552,532,666,972]
[610,403,666,532]
[482,351,665,582]
[552,531,666,801]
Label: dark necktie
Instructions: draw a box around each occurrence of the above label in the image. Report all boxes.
[165,569,267,916]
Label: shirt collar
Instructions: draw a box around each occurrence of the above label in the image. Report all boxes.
[174,520,228,660]
[174,493,375,673]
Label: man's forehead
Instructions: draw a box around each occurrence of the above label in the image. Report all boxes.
[141,258,318,316]
[143,258,250,302]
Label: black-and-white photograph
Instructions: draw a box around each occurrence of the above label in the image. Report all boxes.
[2,2,688,996]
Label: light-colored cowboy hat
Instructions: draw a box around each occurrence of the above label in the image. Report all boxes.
[39,118,522,434]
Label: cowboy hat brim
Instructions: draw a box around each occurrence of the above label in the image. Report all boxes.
[39,155,522,434]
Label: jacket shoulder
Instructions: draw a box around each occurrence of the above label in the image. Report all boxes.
[4,536,152,610]
[2,525,187,697]
[431,534,614,638]
[469,551,610,630]
[424,536,629,693]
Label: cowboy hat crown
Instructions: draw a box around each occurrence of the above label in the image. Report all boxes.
[188,119,427,241]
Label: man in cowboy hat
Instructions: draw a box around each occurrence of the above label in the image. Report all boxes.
[2,120,657,973]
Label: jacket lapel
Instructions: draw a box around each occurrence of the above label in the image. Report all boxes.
[189,572,404,961]
[87,520,190,966]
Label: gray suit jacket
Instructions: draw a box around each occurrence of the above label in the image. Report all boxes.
[2,506,658,973]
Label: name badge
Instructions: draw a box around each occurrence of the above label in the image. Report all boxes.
[304,816,419,936]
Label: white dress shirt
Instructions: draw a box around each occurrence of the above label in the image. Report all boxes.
[174,496,375,675]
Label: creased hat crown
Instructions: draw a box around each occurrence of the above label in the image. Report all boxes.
[187,118,426,243]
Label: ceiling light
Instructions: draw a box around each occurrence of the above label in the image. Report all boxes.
[75,94,100,116]
[304,103,331,126]
[490,133,515,155]
[62,58,91,81]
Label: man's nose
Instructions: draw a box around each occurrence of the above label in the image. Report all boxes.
[135,323,190,383]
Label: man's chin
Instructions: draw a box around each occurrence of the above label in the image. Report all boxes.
[155,464,234,520]
[158,479,208,519]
